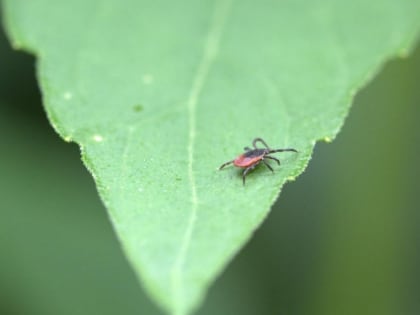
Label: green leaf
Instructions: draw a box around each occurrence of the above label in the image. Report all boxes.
[3,0,419,314]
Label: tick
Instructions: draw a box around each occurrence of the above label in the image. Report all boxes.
[219,137,297,185]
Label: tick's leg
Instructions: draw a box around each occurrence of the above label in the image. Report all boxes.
[262,160,274,172]
[242,163,258,185]
[265,156,280,165]
[252,137,270,150]
[244,146,252,151]
[219,160,234,170]
[269,148,298,154]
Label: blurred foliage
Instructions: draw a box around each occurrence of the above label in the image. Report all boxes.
[0,11,419,315]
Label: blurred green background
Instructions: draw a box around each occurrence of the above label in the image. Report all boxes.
[0,10,419,315]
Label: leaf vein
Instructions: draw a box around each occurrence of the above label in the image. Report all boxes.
[170,0,233,311]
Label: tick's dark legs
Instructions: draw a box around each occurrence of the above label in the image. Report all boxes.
[262,159,274,172]
[252,138,270,150]
[265,156,280,165]
[244,146,252,151]
[242,164,258,185]
[269,148,298,154]
[219,160,234,170]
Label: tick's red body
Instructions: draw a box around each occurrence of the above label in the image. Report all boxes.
[219,138,297,185]
[233,149,268,168]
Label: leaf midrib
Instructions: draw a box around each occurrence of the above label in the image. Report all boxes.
[169,0,234,312]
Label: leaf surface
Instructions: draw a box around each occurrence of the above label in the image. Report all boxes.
[3,0,419,314]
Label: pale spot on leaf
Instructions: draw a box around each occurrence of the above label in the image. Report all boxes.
[142,74,154,84]
[93,134,104,142]
[63,91,73,100]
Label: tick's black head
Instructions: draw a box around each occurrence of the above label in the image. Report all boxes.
[243,148,267,158]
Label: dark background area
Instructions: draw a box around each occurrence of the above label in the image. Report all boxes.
[1,11,419,315]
